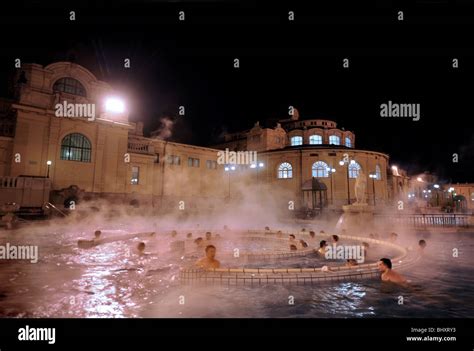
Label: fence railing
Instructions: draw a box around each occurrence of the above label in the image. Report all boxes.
[127,141,154,154]
[375,213,471,228]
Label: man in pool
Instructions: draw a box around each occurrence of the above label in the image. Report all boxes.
[378,258,407,284]
[317,240,328,255]
[195,245,220,269]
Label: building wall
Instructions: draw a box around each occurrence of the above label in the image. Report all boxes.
[2,61,403,211]
[254,148,389,208]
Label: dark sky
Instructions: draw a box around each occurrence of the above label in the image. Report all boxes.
[1,1,473,182]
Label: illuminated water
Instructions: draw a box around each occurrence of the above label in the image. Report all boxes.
[0,222,473,318]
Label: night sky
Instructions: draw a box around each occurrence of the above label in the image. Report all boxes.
[1,1,473,182]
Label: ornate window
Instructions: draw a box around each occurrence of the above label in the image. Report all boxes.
[53,77,86,97]
[348,161,362,179]
[309,135,323,145]
[291,136,303,146]
[329,135,340,145]
[60,133,91,162]
[375,164,382,180]
[312,161,329,178]
[345,137,352,148]
[278,162,293,179]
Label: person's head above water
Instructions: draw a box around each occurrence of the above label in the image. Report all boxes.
[137,242,145,252]
[378,258,392,272]
[195,237,203,244]
[205,245,217,259]
[289,234,296,240]
[290,244,297,251]
[94,230,101,238]
[418,239,427,249]
[332,235,339,243]
[186,233,193,239]
[319,240,327,248]
[205,232,212,240]
[309,231,315,238]
[171,230,178,237]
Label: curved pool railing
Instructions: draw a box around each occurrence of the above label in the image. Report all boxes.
[179,229,421,286]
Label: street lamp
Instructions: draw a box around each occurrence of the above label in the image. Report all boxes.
[326,167,336,205]
[224,165,236,200]
[46,160,52,178]
[369,173,377,206]
[339,159,351,205]
[105,97,125,113]
[250,162,265,184]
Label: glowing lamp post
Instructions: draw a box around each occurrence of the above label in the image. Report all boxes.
[369,173,377,206]
[250,162,265,184]
[339,159,351,205]
[102,97,127,121]
[46,160,52,178]
[224,165,236,200]
[326,167,336,205]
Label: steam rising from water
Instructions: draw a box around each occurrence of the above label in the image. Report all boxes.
[0,194,472,317]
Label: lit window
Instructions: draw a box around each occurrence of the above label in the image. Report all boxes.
[348,161,362,178]
[60,133,91,162]
[131,166,139,185]
[206,160,217,169]
[309,135,322,145]
[375,164,382,180]
[329,135,340,145]
[278,162,293,179]
[53,77,86,97]
[188,157,200,167]
[312,161,329,178]
[345,137,352,148]
[168,155,180,165]
[291,136,303,146]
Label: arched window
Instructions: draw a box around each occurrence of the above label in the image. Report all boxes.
[345,137,352,148]
[309,135,323,145]
[312,161,329,178]
[290,136,303,146]
[375,164,382,180]
[277,162,293,179]
[53,77,87,97]
[348,160,361,179]
[329,135,340,145]
[60,133,92,162]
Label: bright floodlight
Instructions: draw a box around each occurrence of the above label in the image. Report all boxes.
[224,166,230,171]
[259,162,264,168]
[434,184,440,189]
[417,177,423,182]
[105,97,125,113]
[250,164,257,169]
[339,160,345,166]
[46,160,52,165]
[331,168,336,173]
[230,165,236,171]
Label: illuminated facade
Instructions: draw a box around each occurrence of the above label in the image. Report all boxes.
[0,62,411,211]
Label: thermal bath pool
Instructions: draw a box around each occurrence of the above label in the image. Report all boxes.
[0,222,473,318]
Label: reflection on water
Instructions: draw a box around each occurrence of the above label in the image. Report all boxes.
[0,224,473,318]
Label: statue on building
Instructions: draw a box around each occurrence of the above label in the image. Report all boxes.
[354,169,367,205]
